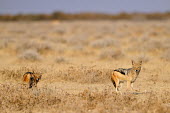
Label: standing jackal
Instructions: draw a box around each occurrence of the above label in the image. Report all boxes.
[111,60,142,92]
[23,72,42,88]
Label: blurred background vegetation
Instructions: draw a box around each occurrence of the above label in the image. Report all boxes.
[0,11,170,21]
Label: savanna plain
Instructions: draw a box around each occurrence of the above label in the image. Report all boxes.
[0,20,170,113]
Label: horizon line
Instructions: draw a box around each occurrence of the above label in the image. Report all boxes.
[1,10,170,15]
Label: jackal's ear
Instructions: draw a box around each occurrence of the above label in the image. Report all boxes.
[132,60,134,65]
[139,60,142,65]
[39,75,42,79]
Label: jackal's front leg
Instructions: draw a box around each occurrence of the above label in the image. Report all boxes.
[126,82,139,92]
[130,83,139,91]
[126,81,133,91]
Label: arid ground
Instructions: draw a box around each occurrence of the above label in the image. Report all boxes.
[0,20,170,113]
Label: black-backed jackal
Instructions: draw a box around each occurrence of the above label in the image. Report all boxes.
[23,72,42,88]
[111,60,142,92]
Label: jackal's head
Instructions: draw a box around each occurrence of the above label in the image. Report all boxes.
[132,60,142,75]
[35,74,42,84]
[29,74,42,88]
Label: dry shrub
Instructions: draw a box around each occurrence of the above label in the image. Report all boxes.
[128,38,170,54]
[55,27,68,35]
[147,40,164,51]
[0,39,8,49]
[53,37,67,44]
[99,49,124,60]
[66,35,88,45]
[16,40,37,52]
[0,38,14,49]
[163,38,170,49]
[37,42,53,53]
[16,40,53,54]
[55,56,68,64]
[139,36,150,43]
[134,55,150,63]
[18,49,42,61]
[90,38,118,48]
[56,66,111,84]
[71,44,84,51]
[143,39,167,52]
[161,49,170,61]
[55,44,66,54]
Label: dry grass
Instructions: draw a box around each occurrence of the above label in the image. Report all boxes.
[0,20,170,113]
[0,82,169,113]
[161,49,170,61]
[55,56,68,64]
[90,37,118,48]
[99,49,124,60]
[18,49,43,61]
[55,66,111,83]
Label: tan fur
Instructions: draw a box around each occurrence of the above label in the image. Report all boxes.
[23,72,42,88]
[111,60,142,92]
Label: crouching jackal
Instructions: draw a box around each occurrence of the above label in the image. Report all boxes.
[23,72,42,88]
[111,60,142,92]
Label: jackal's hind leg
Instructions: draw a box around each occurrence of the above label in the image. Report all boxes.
[111,77,116,88]
[115,79,120,92]
[111,72,121,92]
